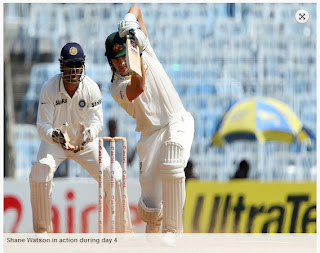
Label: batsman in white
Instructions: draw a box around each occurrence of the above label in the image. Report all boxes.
[105,5,194,233]
[29,42,133,233]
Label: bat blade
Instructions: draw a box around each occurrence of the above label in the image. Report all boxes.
[126,36,142,78]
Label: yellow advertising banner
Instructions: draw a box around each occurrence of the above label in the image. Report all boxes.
[183,180,316,233]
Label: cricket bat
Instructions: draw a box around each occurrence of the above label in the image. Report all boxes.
[126,34,142,78]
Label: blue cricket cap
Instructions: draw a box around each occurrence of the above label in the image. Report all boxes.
[60,42,85,62]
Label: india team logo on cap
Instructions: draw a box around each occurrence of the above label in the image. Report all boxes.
[113,43,123,53]
[69,47,78,55]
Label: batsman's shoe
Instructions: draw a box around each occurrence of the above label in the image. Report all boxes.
[161,232,176,247]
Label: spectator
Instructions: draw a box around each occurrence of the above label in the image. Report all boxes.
[184,160,198,181]
[232,160,250,179]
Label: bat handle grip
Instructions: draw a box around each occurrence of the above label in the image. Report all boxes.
[129,29,135,36]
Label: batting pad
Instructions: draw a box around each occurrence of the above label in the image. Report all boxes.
[137,197,163,224]
[138,198,163,233]
[29,176,53,233]
[161,175,185,233]
[160,141,186,233]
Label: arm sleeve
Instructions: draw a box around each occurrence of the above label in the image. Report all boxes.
[36,85,56,145]
[85,83,103,140]
[111,79,130,104]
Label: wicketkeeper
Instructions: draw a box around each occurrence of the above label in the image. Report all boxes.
[29,42,133,233]
[104,5,194,233]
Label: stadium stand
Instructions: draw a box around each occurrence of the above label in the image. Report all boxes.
[4,3,316,181]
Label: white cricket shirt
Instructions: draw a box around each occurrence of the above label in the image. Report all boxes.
[37,74,103,144]
[111,38,184,134]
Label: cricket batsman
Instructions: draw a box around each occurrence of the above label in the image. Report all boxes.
[29,42,133,233]
[104,5,194,233]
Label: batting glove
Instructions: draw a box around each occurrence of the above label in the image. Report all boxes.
[129,29,148,54]
[118,20,140,38]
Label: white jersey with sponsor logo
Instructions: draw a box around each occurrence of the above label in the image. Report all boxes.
[37,74,103,144]
[110,38,185,134]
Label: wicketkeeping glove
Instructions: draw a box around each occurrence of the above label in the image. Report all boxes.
[118,20,140,38]
[80,128,92,147]
[72,123,93,153]
[52,123,75,151]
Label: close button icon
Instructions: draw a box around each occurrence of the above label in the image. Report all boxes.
[295,9,309,24]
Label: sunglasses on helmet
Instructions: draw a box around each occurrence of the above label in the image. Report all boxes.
[65,61,83,68]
